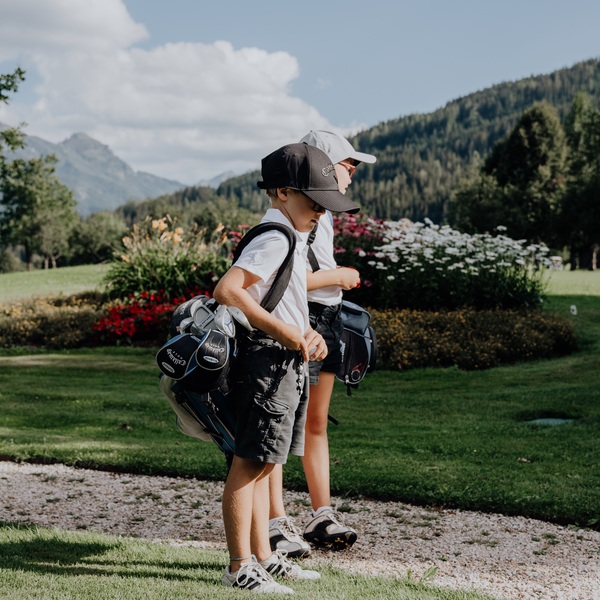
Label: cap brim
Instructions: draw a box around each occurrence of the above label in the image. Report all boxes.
[303,189,360,214]
[350,150,377,164]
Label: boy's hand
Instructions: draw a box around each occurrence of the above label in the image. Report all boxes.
[337,267,361,290]
[304,327,328,362]
[272,322,308,354]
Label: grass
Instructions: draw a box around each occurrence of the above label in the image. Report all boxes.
[0,264,598,598]
[0,264,109,303]
[0,524,494,600]
[544,268,600,295]
[0,293,598,529]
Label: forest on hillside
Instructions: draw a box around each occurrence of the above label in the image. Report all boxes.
[213,59,600,223]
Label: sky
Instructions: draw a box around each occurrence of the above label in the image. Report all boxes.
[1,0,599,186]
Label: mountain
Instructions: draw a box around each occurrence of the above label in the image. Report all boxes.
[216,58,600,223]
[197,170,236,188]
[5,130,185,216]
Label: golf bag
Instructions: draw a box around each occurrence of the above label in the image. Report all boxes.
[307,222,377,395]
[156,222,296,454]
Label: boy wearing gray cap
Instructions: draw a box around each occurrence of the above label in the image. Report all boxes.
[215,142,359,593]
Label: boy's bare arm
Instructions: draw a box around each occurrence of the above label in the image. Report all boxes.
[214,266,313,360]
[306,267,360,291]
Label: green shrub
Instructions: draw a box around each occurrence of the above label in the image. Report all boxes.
[335,216,551,310]
[0,292,578,370]
[0,247,25,273]
[371,307,577,370]
[103,216,231,300]
[0,292,106,349]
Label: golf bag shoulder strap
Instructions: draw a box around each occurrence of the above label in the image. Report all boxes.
[232,222,296,313]
[306,222,320,272]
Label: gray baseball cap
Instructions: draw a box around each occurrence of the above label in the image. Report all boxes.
[299,130,377,165]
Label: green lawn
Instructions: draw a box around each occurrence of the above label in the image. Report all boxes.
[545,268,600,295]
[0,263,597,599]
[0,293,598,529]
[0,267,599,529]
[0,524,493,600]
[0,263,109,303]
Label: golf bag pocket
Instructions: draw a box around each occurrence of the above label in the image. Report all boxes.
[335,301,377,392]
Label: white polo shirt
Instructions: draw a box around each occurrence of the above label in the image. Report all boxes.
[306,212,343,306]
[233,208,310,334]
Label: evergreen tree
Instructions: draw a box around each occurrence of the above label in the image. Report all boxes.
[560,93,600,268]
[449,103,569,243]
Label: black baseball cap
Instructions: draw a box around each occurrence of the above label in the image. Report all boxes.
[257,143,360,214]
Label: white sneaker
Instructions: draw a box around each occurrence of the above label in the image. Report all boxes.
[303,507,357,550]
[269,516,311,558]
[222,559,295,594]
[260,550,320,581]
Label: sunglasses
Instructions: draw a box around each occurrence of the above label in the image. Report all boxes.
[309,199,325,213]
[339,160,357,178]
[285,188,326,213]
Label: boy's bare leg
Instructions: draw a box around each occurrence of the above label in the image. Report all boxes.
[223,455,273,570]
[252,466,276,561]
[302,371,335,510]
[268,464,286,519]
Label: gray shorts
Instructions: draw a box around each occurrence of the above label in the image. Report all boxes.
[231,331,309,464]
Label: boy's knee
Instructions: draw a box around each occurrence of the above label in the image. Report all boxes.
[305,416,328,437]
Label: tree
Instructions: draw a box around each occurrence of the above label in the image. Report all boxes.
[449,103,569,244]
[1,68,80,269]
[69,211,128,265]
[449,173,507,234]
[0,155,78,268]
[560,93,600,269]
[35,181,79,268]
[0,68,26,170]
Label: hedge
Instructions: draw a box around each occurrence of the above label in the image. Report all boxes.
[0,294,578,371]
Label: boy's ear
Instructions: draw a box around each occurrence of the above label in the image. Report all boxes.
[276,188,290,202]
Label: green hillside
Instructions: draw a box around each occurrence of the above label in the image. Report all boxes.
[215,58,600,223]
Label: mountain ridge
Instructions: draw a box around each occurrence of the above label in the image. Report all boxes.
[2,128,186,216]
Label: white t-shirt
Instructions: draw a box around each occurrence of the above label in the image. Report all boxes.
[233,208,310,334]
[306,212,343,306]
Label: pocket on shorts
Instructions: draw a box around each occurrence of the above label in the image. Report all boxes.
[244,391,289,452]
[252,393,288,416]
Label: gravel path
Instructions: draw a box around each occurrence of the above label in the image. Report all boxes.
[1,460,598,599]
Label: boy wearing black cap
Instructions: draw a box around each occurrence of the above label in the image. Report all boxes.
[214,143,359,593]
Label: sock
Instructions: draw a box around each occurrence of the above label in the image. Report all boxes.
[260,552,277,566]
[313,506,332,518]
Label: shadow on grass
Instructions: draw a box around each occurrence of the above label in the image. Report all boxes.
[0,522,222,584]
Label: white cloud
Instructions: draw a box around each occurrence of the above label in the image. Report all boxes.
[0,0,333,184]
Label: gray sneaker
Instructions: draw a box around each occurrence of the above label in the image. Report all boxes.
[260,550,320,580]
[269,516,311,558]
[222,559,295,594]
[303,508,357,550]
